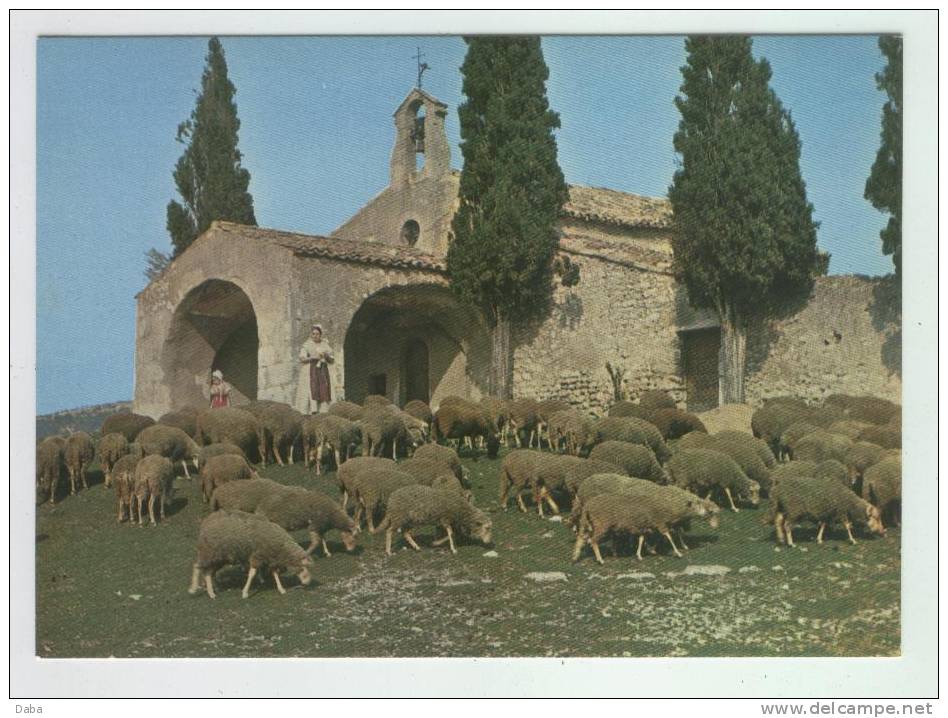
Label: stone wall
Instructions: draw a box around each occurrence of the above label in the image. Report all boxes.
[744,274,901,405]
[513,226,683,415]
[512,227,901,413]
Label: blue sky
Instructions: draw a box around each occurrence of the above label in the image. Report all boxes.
[37,35,894,414]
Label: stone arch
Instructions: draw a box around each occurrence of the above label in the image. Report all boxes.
[162,279,260,409]
[343,283,489,407]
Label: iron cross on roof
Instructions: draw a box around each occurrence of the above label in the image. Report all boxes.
[412,46,429,89]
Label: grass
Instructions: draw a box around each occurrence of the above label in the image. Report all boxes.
[35,447,900,657]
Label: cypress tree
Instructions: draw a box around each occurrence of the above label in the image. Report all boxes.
[447,37,568,398]
[669,36,820,404]
[865,35,902,275]
[166,37,256,256]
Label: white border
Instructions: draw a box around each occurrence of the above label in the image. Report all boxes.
[10,9,939,698]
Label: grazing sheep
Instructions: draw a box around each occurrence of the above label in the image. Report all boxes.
[373,485,492,556]
[328,400,364,422]
[536,399,573,448]
[361,406,417,459]
[403,400,434,432]
[673,431,718,452]
[63,432,95,495]
[189,510,314,599]
[607,401,654,421]
[96,432,129,487]
[572,488,715,563]
[255,487,359,557]
[111,450,144,522]
[706,433,773,495]
[716,430,777,469]
[751,402,813,456]
[100,412,155,443]
[432,401,499,457]
[157,407,202,439]
[768,460,819,488]
[845,442,889,491]
[209,477,286,512]
[301,414,361,475]
[827,419,873,441]
[36,436,65,504]
[363,394,393,409]
[506,398,540,448]
[195,408,265,464]
[199,454,258,503]
[546,409,591,456]
[562,458,631,499]
[397,457,458,486]
[588,441,668,485]
[666,449,760,512]
[240,399,285,418]
[412,443,463,482]
[792,430,854,465]
[131,454,175,526]
[498,449,544,512]
[648,408,707,440]
[587,416,671,463]
[351,467,418,531]
[862,456,901,527]
[856,425,901,450]
[198,442,246,471]
[570,473,657,527]
[806,404,848,429]
[778,421,822,460]
[844,397,899,425]
[138,424,201,479]
[259,403,304,466]
[767,475,885,546]
[638,390,677,412]
[480,397,511,445]
[335,456,397,510]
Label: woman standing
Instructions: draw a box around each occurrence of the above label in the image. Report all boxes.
[299,323,334,414]
[209,369,231,408]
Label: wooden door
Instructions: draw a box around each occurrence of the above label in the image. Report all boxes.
[682,329,720,412]
[403,339,430,403]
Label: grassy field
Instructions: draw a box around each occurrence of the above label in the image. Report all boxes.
[36,447,900,657]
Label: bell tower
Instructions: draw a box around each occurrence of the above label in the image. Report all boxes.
[390,88,450,187]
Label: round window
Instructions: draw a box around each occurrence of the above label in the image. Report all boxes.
[401,220,420,247]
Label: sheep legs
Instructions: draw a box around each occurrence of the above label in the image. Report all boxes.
[188,564,201,594]
[241,566,258,598]
[844,521,858,545]
[571,532,587,562]
[204,573,216,599]
[635,534,646,561]
[181,460,191,479]
[785,522,796,548]
[385,529,395,556]
[315,444,324,476]
[272,571,286,594]
[724,487,740,512]
[773,512,787,544]
[444,525,457,554]
[404,530,422,551]
[148,495,157,526]
[816,522,826,544]
[661,530,684,558]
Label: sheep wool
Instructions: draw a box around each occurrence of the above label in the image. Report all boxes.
[666,449,760,512]
[189,510,313,599]
[63,432,95,495]
[374,485,492,556]
[255,487,359,557]
[132,454,175,526]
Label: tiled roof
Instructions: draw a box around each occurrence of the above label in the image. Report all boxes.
[562,184,673,229]
[213,222,447,272]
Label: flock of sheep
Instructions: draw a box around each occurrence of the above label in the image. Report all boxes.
[35,389,902,599]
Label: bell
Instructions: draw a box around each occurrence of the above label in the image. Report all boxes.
[411,115,425,153]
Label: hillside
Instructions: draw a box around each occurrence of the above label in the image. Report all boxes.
[36,400,131,440]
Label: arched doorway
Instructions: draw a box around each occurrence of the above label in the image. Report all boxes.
[162,279,259,408]
[343,284,489,407]
[403,338,430,403]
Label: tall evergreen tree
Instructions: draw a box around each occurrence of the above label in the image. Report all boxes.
[865,35,902,275]
[669,36,820,404]
[447,37,568,398]
[166,37,256,256]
